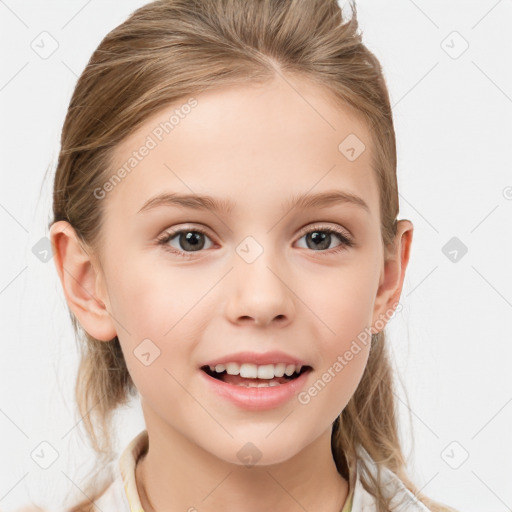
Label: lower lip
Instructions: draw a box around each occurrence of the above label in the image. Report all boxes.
[199,369,312,411]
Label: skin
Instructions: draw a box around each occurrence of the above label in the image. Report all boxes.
[50,74,413,512]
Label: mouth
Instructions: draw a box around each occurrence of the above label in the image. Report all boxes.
[200,363,313,388]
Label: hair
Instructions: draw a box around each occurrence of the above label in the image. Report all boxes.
[37,1,459,511]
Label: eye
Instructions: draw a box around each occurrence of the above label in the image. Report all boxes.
[295,224,354,254]
[157,226,214,259]
[156,223,354,259]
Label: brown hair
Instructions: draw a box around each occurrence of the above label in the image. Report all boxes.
[41,1,458,511]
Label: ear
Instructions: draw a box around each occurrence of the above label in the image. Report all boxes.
[49,220,117,341]
[371,219,413,333]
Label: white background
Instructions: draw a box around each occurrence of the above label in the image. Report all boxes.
[1,1,511,511]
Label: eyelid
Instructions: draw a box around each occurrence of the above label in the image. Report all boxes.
[296,222,352,241]
[157,221,353,241]
[156,221,355,258]
[156,223,214,244]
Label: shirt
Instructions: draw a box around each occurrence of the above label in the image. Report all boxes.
[94,429,432,512]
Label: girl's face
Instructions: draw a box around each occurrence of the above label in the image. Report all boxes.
[66,76,411,465]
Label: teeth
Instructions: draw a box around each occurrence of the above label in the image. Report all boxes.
[257,364,274,379]
[284,364,295,376]
[207,362,305,379]
[225,362,239,375]
[274,363,286,377]
[240,363,258,379]
[236,380,281,388]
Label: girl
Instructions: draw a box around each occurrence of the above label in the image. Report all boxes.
[37,0,460,511]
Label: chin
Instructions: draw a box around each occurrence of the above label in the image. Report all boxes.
[204,434,308,468]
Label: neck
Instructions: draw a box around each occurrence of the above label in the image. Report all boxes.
[134,420,349,512]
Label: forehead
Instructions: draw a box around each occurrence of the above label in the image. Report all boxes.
[106,75,379,219]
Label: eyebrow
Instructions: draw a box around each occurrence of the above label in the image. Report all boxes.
[137,190,370,215]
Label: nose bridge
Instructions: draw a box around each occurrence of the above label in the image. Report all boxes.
[224,234,294,326]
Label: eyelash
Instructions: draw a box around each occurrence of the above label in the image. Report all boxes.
[156,223,354,260]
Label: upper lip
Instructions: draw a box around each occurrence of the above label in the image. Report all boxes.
[201,350,312,368]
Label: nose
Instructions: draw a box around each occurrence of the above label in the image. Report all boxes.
[224,250,295,328]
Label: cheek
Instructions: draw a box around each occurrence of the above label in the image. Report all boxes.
[295,256,376,413]
[302,255,379,345]
[106,257,214,393]
[107,252,207,335]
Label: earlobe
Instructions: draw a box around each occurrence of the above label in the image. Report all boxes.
[371,220,414,333]
[49,220,117,342]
